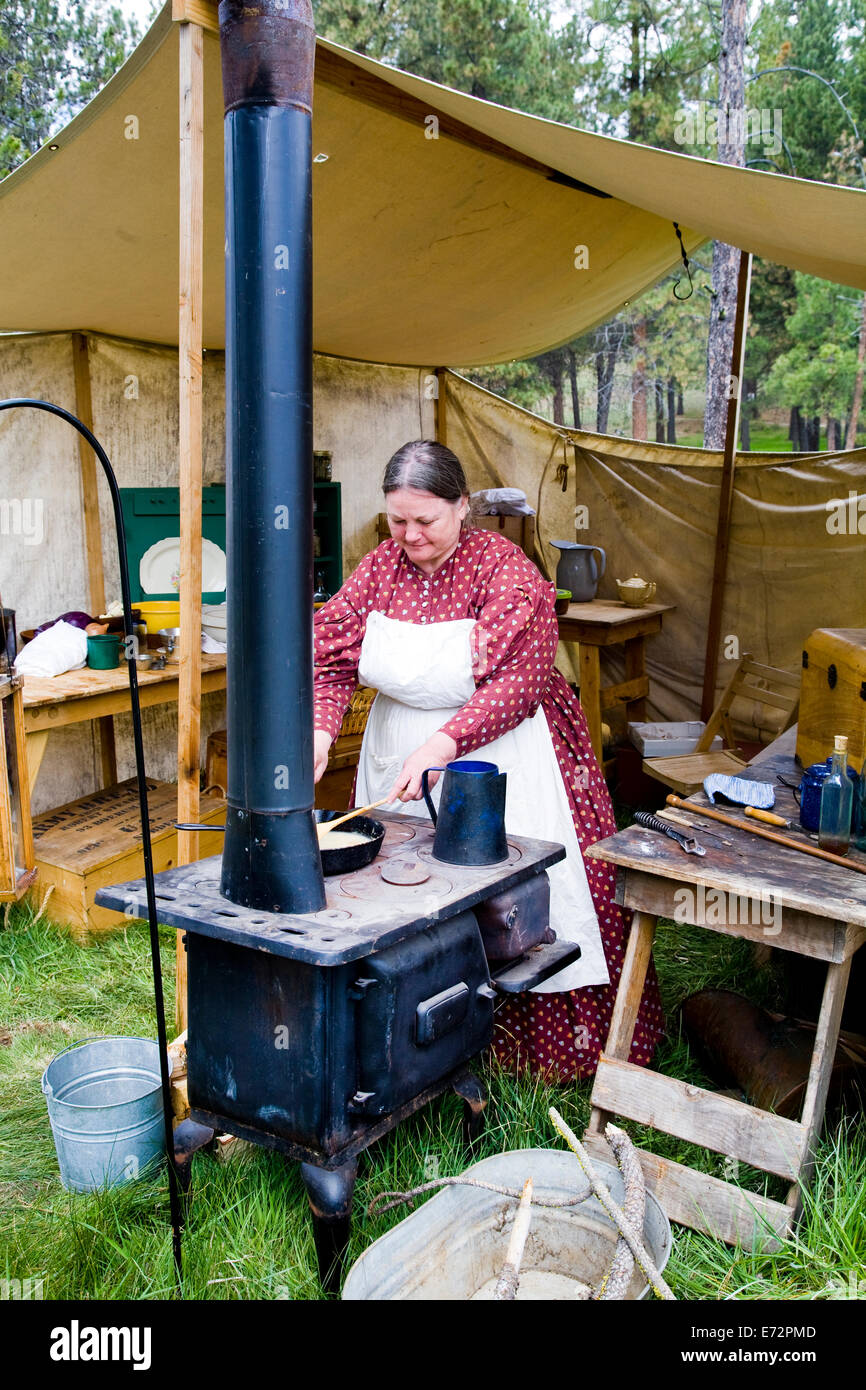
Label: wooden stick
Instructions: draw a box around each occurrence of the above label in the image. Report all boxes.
[666,795,866,875]
[317,797,393,836]
[549,1107,676,1300]
[493,1177,533,1300]
[700,250,752,722]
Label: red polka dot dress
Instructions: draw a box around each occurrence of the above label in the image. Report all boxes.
[314,528,664,1081]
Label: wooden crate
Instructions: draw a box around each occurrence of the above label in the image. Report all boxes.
[797,628,866,770]
[31,778,226,941]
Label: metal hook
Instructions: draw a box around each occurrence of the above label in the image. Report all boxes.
[672,222,693,300]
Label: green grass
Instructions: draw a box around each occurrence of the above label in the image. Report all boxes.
[676,423,806,451]
[1,894,864,1301]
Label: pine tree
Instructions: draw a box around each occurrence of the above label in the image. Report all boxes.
[0,0,142,178]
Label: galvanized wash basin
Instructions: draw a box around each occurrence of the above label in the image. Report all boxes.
[343,1147,671,1301]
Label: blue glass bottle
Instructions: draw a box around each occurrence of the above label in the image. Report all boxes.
[818,735,853,856]
[855,751,866,852]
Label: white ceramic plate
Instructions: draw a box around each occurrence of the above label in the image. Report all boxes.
[139,536,226,594]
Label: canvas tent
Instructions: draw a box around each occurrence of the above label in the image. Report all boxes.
[1,0,865,821]
[0,2,865,361]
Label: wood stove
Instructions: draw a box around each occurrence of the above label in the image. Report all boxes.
[98,818,577,1285]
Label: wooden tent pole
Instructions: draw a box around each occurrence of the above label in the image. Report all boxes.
[71,333,106,616]
[176,18,205,1032]
[71,331,116,787]
[434,367,448,444]
[700,251,752,722]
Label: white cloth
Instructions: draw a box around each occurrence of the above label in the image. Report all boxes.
[13,620,88,678]
[356,611,609,990]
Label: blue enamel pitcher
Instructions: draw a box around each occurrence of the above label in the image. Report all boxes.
[421,760,508,866]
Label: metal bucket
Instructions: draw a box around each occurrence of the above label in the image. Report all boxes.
[41,1037,169,1192]
[343,1148,672,1300]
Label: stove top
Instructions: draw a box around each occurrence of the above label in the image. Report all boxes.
[95,812,566,965]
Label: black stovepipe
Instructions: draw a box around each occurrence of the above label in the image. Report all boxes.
[0,398,184,1287]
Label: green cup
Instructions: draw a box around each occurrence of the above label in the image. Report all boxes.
[86,634,121,670]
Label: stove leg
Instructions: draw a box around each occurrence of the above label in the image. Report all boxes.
[299,1157,358,1295]
[452,1069,488,1151]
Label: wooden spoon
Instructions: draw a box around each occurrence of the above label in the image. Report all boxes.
[316,797,393,839]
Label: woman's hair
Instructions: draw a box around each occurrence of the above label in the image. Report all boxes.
[382,440,469,503]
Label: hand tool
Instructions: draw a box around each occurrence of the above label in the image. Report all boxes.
[744,807,796,829]
[634,809,706,855]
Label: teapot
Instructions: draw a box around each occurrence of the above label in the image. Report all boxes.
[421,760,508,866]
[616,573,656,607]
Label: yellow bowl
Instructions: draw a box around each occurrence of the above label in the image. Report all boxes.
[137,600,181,634]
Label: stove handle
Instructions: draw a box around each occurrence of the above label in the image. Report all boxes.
[415,981,470,1046]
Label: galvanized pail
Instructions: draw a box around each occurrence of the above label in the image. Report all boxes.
[41,1036,169,1192]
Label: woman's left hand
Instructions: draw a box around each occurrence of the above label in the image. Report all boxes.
[389,731,457,803]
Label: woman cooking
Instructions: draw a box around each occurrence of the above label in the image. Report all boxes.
[313,440,663,1080]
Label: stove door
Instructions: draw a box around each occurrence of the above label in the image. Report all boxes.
[351,911,494,1116]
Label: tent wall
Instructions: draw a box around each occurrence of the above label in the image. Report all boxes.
[0,332,434,812]
[445,372,866,735]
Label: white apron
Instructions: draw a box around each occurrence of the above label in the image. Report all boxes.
[356,611,609,991]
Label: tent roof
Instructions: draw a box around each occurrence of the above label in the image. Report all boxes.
[1,4,864,366]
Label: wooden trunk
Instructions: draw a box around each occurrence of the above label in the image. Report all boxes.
[797,629,866,771]
[31,778,226,941]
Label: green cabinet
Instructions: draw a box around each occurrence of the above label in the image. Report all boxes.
[313,482,342,596]
[120,486,227,602]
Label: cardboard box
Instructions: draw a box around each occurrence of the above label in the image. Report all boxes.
[628,721,723,758]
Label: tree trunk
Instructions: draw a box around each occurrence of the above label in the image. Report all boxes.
[552,372,564,425]
[567,347,581,429]
[632,316,648,439]
[788,406,798,443]
[740,410,750,450]
[703,0,747,449]
[667,378,677,443]
[654,379,665,441]
[596,338,618,434]
[844,292,866,449]
[677,388,684,415]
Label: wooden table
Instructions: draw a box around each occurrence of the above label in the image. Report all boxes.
[21,654,227,792]
[556,599,675,761]
[583,729,866,1249]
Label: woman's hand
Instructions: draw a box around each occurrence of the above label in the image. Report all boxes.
[313,728,333,783]
[389,731,457,803]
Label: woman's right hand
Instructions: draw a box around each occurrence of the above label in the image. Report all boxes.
[313,729,333,783]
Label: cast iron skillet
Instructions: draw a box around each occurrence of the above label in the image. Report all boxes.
[314,809,386,876]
